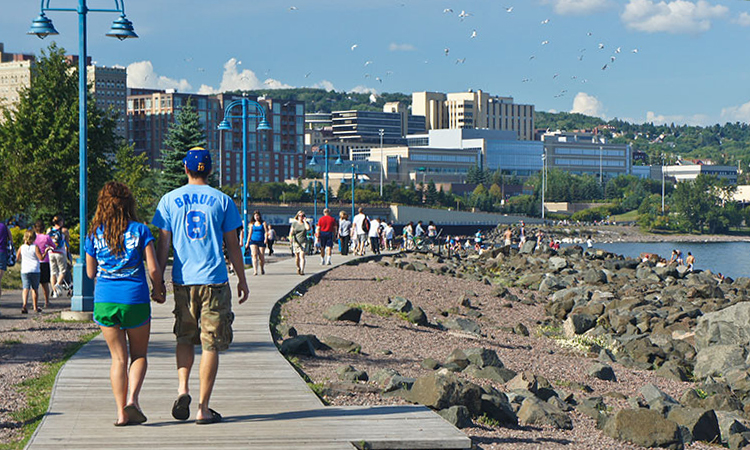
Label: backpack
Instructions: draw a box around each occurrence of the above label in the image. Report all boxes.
[362,216,370,233]
[49,227,64,249]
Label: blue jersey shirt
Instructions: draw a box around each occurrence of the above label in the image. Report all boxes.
[85,221,154,305]
[152,184,241,285]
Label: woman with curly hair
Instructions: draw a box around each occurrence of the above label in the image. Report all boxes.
[85,181,165,426]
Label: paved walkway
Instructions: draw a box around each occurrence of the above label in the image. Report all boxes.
[25,253,471,450]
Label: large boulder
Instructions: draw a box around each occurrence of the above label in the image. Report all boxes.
[587,362,617,382]
[548,256,568,272]
[437,405,472,429]
[695,302,750,350]
[336,365,368,382]
[519,240,537,254]
[694,345,747,380]
[323,304,362,323]
[280,335,318,356]
[563,314,596,337]
[407,371,482,415]
[463,348,504,369]
[480,392,518,425]
[320,335,361,353]
[603,409,684,450]
[517,396,573,430]
[387,296,413,313]
[667,407,720,444]
[443,318,482,336]
[406,306,428,326]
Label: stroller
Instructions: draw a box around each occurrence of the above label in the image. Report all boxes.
[55,254,74,297]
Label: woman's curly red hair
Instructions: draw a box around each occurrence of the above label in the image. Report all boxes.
[89,181,138,255]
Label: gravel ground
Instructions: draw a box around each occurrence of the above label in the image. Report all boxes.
[0,290,98,446]
[280,255,717,450]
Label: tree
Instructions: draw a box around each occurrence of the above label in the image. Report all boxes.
[0,43,116,223]
[157,99,206,197]
[113,145,155,220]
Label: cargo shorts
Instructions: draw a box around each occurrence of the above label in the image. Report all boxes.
[173,283,234,352]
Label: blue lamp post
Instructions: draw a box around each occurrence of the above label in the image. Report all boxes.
[217,96,272,265]
[308,143,343,210]
[28,0,137,313]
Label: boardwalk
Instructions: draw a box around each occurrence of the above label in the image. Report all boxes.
[26,254,471,450]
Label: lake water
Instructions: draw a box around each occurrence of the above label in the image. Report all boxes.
[590,241,750,279]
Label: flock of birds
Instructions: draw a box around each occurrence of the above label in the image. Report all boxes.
[178,4,644,99]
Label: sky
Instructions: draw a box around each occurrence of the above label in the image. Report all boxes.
[4,0,750,127]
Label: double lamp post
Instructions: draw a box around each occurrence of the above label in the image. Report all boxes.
[28,0,138,312]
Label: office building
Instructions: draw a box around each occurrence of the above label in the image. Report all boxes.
[0,43,35,113]
[541,131,631,183]
[88,65,127,138]
[305,102,425,141]
[127,90,304,185]
[663,161,738,184]
[412,90,535,140]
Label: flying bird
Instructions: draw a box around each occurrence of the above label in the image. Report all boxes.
[364,73,370,78]
[376,77,382,83]
[598,43,605,49]
[541,40,549,45]
[610,56,616,62]
[304,72,312,78]
[615,47,621,54]
[443,8,453,13]
[444,47,450,56]
[289,6,298,11]
[458,10,471,20]
[541,19,550,24]
[552,73,559,79]
[351,44,358,51]
[364,60,373,66]
[505,6,513,13]
[529,55,535,60]
[632,48,639,53]
[601,64,608,70]
[470,29,477,39]
[455,58,466,64]
[521,77,531,83]
[587,32,593,36]
[578,55,584,61]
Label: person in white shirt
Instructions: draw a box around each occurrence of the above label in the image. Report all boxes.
[351,207,368,256]
[384,222,395,250]
[368,218,381,255]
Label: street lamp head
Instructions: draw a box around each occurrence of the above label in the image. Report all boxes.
[106,14,138,40]
[308,156,318,167]
[217,119,232,131]
[256,118,272,131]
[334,156,343,166]
[28,13,59,39]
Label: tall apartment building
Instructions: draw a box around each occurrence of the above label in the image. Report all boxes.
[127,90,304,185]
[412,90,535,140]
[0,43,35,112]
[88,65,127,138]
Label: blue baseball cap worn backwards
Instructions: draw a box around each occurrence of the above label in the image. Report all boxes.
[183,147,212,173]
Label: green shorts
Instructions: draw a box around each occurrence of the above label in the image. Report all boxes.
[173,283,234,352]
[94,302,151,329]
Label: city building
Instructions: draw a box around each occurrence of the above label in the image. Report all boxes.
[305,101,425,141]
[88,65,127,138]
[0,43,35,113]
[412,90,535,140]
[663,161,738,184]
[127,90,304,185]
[541,131,631,183]
[349,145,479,184]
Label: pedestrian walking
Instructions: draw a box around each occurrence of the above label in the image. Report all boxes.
[245,210,268,276]
[48,216,70,298]
[368,217,382,255]
[152,147,249,425]
[351,207,369,255]
[338,211,351,256]
[0,219,11,300]
[85,181,165,427]
[33,221,54,307]
[18,229,51,313]
[289,210,311,275]
[317,208,337,265]
[266,225,276,256]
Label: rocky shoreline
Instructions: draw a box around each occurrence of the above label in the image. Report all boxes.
[277,231,750,449]
[553,224,750,244]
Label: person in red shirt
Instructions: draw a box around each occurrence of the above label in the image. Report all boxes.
[316,208,338,265]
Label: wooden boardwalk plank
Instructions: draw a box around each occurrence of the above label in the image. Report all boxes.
[26,254,471,450]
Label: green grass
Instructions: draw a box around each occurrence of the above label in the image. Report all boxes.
[348,303,408,321]
[2,339,22,346]
[610,209,639,223]
[44,317,92,324]
[0,330,100,450]
[476,414,501,428]
[1,264,22,290]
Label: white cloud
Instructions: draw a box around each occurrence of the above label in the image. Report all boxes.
[197,58,292,95]
[349,85,378,95]
[547,0,612,15]
[733,11,750,27]
[312,80,336,91]
[571,92,605,117]
[621,0,728,34]
[721,101,750,123]
[645,110,711,125]
[127,61,192,91]
[389,42,416,52]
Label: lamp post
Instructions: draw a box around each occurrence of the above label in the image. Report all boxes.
[541,150,547,220]
[217,96,272,265]
[379,128,384,197]
[308,143,343,210]
[28,0,137,313]
[661,154,666,215]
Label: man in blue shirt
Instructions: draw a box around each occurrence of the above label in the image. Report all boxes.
[153,147,248,425]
